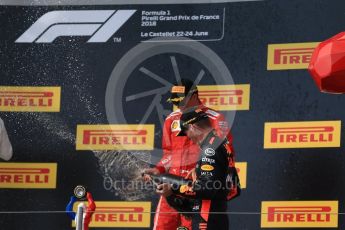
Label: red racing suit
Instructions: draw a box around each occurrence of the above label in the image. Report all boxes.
[153,104,235,230]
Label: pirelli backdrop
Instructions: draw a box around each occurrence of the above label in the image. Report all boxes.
[0,0,344,229]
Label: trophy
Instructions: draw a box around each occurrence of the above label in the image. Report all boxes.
[74,185,87,199]
[66,185,96,230]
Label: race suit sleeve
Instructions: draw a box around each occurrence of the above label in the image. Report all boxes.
[207,110,235,167]
[171,145,226,200]
[0,118,13,161]
[155,117,173,174]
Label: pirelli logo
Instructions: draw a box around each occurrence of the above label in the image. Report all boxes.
[0,86,61,112]
[76,125,154,150]
[198,84,250,111]
[264,121,341,149]
[267,42,319,70]
[236,162,247,189]
[0,163,57,189]
[261,201,338,228]
[173,84,250,111]
[198,85,250,111]
[72,202,151,228]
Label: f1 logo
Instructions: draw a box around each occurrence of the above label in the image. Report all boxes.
[15,10,136,43]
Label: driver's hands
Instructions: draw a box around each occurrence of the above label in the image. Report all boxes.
[185,168,197,182]
[142,168,160,181]
[156,183,173,197]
